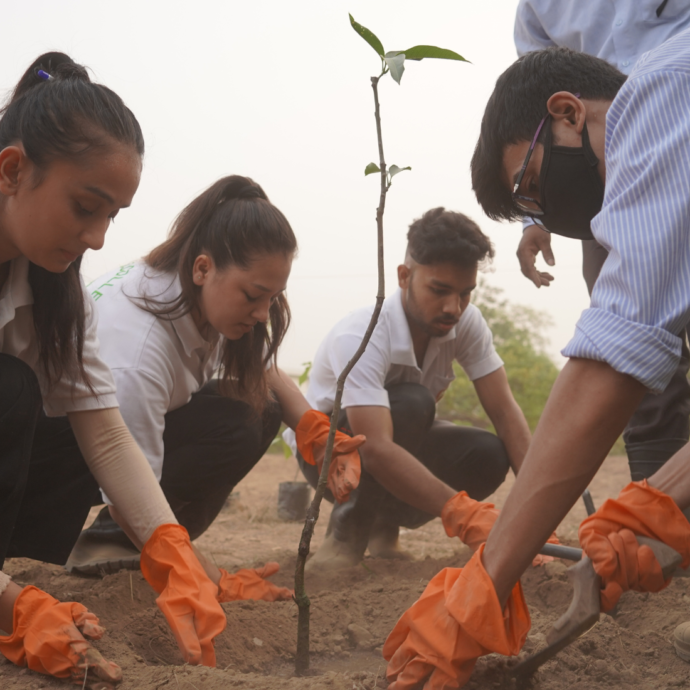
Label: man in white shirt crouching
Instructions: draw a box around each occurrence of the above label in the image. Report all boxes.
[286,207,532,570]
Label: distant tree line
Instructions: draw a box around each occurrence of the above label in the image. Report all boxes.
[437,281,559,432]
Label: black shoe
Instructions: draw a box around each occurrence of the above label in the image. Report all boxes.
[306,472,385,572]
[65,507,140,576]
[367,518,413,560]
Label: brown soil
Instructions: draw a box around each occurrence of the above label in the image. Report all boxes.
[2,453,690,689]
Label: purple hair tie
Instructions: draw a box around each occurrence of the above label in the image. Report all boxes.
[36,69,53,81]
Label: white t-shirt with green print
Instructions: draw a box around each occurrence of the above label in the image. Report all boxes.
[89,262,223,482]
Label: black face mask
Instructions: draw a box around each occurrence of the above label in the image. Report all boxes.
[537,119,605,241]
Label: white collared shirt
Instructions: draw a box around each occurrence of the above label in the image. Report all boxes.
[0,256,118,415]
[307,288,502,412]
[89,262,223,481]
[283,289,502,453]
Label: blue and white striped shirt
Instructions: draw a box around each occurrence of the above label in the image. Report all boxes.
[515,0,690,74]
[562,28,690,393]
[516,0,690,233]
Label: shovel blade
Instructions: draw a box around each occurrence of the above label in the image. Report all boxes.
[511,536,682,679]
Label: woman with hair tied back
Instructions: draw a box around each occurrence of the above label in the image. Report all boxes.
[66,174,365,582]
[0,52,231,686]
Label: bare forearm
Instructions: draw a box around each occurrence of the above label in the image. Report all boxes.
[474,368,530,474]
[648,442,690,510]
[0,580,21,634]
[268,367,310,430]
[348,405,455,515]
[362,443,455,516]
[481,359,646,606]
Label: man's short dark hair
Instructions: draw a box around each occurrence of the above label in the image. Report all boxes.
[407,207,494,268]
[471,47,626,222]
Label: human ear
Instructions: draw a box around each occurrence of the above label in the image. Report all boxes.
[546,91,587,133]
[397,264,410,290]
[0,146,28,197]
[192,254,214,286]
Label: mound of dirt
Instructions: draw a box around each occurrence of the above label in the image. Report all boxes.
[2,453,690,689]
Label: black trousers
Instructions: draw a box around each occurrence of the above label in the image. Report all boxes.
[582,239,690,479]
[0,361,282,568]
[298,383,510,545]
[154,381,282,540]
[82,380,282,544]
[0,354,101,569]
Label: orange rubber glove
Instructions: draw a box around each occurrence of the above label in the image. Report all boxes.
[217,562,293,603]
[0,586,121,686]
[384,544,531,689]
[295,409,364,504]
[442,493,561,568]
[140,524,227,666]
[441,491,499,551]
[579,480,690,610]
[531,532,562,568]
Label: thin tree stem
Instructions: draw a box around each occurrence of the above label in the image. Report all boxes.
[294,75,387,675]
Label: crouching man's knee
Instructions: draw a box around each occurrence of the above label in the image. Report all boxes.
[464,430,510,501]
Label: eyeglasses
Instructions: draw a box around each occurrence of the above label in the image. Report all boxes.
[512,114,549,217]
[512,94,580,218]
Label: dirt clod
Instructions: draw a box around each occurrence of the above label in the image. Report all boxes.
[347,624,374,649]
[543,561,567,580]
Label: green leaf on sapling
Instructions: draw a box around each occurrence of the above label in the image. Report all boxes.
[391,45,468,62]
[349,14,385,57]
[384,52,405,84]
[282,438,293,459]
[269,434,293,459]
[389,165,411,178]
[298,361,312,386]
[364,162,381,176]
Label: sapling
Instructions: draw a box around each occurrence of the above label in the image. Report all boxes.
[293,14,467,674]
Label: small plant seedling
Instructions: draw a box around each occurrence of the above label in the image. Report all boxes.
[293,14,468,674]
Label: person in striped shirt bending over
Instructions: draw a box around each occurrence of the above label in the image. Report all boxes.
[513,0,690,484]
[382,28,690,690]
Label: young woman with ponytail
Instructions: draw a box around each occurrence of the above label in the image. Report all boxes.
[0,52,227,685]
[66,175,364,582]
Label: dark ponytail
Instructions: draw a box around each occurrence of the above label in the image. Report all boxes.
[144,175,297,414]
[0,52,145,386]
[1,52,144,167]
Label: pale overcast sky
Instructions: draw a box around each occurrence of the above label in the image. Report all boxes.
[2,0,591,372]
